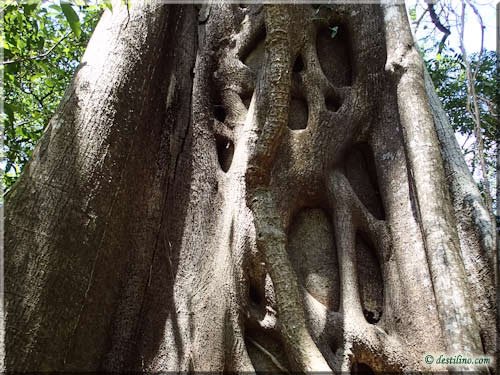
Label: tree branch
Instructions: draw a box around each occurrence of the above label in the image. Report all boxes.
[413,7,429,31]
[427,3,450,52]
[457,0,493,214]
[464,0,485,82]
[2,30,72,66]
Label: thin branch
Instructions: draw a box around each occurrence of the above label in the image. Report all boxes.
[414,7,429,31]
[40,89,55,102]
[457,0,493,213]
[22,84,44,108]
[460,132,472,149]
[463,148,475,156]
[464,0,485,82]
[2,30,72,65]
[477,94,497,115]
[13,119,31,128]
[427,2,451,52]
[465,0,485,56]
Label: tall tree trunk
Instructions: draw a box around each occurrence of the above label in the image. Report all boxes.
[4,2,496,373]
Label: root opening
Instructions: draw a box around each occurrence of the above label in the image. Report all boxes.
[355,233,383,324]
[352,362,376,375]
[216,134,234,172]
[214,104,227,123]
[325,94,341,112]
[343,143,385,220]
[293,54,305,73]
[240,93,252,110]
[249,282,264,306]
[316,24,353,86]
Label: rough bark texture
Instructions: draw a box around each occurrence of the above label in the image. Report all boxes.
[4,2,496,373]
[5,4,197,371]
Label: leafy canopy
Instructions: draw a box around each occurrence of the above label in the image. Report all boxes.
[426,50,497,153]
[2,1,104,189]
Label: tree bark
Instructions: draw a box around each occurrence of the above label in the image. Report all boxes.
[4,3,197,371]
[4,2,496,373]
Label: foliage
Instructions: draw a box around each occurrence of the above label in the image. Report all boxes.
[425,49,497,205]
[409,0,498,211]
[426,50,497,152]
[2,1,103,189]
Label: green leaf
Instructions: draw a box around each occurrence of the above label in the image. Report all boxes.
[6,62,19,75]
[102,0,113,12]
[30,72,44,82]
[409,6,416,22]
[60,2,81,38]
[48,4,62,13]
[16,37,26,50]
[37,36,45,49]
[2,1,102,188]
[4,103,15,125]
[23,1,39,17]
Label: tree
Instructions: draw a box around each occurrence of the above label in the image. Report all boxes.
[4,3,496,373]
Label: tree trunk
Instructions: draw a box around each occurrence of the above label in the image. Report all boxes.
[4,3,496,373]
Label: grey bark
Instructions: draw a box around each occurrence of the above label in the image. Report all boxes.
[3,2,496,373]
[426,70,496,360]
[383,3,485,368]
[4,3,197,371]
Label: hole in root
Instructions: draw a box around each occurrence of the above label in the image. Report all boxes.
[343,143,385,220]
[249,283,264,305]
[293,54,305,73]
[216,135,234,172]
[362,309,379,324]
[325,94,341,112]
[214,104,227,123]
[241,93,252,110]
[356,233,383,324]
[317,24,353,86]
[352,362,376,375]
